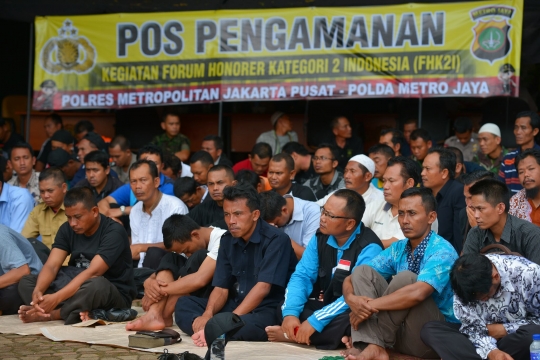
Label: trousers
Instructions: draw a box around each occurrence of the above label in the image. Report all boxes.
[276,299,351,350]
[175,296,277,342]
[350,265,445,359]
[421,321,540,360]
[18,275,128,324]
[0,283,24,315]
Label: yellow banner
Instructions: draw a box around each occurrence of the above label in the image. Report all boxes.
[33,0,523,109]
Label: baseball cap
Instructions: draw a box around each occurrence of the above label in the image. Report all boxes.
[51,129,75,145]
[83,132,107,152]
[47,148,75,167]
[349,154,375,175]
[478,123,501,137]
[270,111,286,127]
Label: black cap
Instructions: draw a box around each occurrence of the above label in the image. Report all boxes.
[83,132,107,152]
[51,129,75,145]
[47,148,75,167]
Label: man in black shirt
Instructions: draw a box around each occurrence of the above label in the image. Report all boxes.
[282,142,316,184]
[325,116,363,171]
[176,184,297,345]
[268,153,316,201]
[188,165,236,229]
[74,151,123,202]
[18,187,136,325]
[421,148,466,252]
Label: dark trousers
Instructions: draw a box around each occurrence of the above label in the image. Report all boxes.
[175,296,276,342]
[18,275,128,325]
[276,299,350,350]
[421,321,540,360]
[0,284,24,315]
[156,250,211,298]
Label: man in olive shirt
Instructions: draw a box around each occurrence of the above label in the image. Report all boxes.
[21,168,67,249]
[463,179,540,264]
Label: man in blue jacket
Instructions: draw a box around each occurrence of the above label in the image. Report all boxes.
[265,189,383,349]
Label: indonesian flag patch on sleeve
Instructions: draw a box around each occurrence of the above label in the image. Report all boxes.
[336,259,351,271]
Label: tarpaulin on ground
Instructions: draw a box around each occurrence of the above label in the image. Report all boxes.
[32,0,523,110]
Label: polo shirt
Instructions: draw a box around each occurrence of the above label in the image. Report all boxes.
[463,214,540,265]
[0,182,34,233]
[362,198,440,242]
[433,179,466,253]
[368,231,459,323]
[109,173,174,206]
[130,193,188,267]
[280,196,320,248]
[21,202,67,249]
[212,219,297,308]
[499,143,540,193]
[232,158,268,177]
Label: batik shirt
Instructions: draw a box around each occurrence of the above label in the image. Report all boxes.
[368,231,459,323]
[454,254,540,359]
[8,170,40,204]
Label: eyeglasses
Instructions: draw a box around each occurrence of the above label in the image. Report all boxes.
[320,207,351,220]
[313,156,335,162]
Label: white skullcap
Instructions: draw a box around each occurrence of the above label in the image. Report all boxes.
[478,123,501,137]
[349,154,375,175]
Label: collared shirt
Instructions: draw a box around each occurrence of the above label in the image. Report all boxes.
[454,254,540,359]
[21,202,67,249]
[316,182,383,207]
[278,182,317,202]
[509,188,540,226]
[280,196,320,248]
[151,132,191,155]
[130,193,188,267]
[368,231,459,323]
[304,171,345,200]
[362,198,440,242]
[0,182,34,232]
[8,170,40,204]
[282,224,382,332]
[499,143,540,193]
[444,133,479,162]
[256,130,299,155]
[0,224,43,276]
[213,219,298,308]
[74,174,124,202]
[215,154,233,167]
[111,153,137,184]
[188,196,227,229]
[433,179,466,253]
[463,214,540,265]
[472,147,509,175]
[110,173,174,206]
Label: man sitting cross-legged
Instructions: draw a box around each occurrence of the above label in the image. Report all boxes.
[126,214,226,331]
[341,187,459,360]
[17,187,136,325]
[175,184,298,346]
[265,189,383,349]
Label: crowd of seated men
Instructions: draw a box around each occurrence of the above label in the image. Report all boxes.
[2,110,540,360]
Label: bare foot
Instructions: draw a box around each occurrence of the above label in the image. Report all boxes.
[265,325,294,343]
[342,336,352,349]
[18,306,51,323]
[125,312,166,331]
[192,329,207,347]
[341,344,389,360]
[80,311,91,322]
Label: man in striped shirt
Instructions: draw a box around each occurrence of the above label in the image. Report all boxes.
[499,111,540,194]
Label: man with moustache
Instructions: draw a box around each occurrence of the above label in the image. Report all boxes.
[509,149,540,226]
[472,123,508,175]
[267,153,316,201]
[305,144,345,200]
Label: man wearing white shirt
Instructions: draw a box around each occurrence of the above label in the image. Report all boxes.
[362,156,438,249]
[129,160,188,268]
[259,192,320,259]
[317,154,383,207]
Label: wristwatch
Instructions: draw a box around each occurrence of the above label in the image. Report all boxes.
[120,205,126,216]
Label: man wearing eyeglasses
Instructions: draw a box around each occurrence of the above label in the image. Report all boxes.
[303,144,345,200]
[340,187,458,360]
[265,189,383,350]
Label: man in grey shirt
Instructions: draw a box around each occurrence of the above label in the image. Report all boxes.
[0,224,43,314]
[256,112,298,155]
[462,178,540,264]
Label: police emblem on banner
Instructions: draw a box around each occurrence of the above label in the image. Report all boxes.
[470,6,515,64]
[40,19,97,74]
